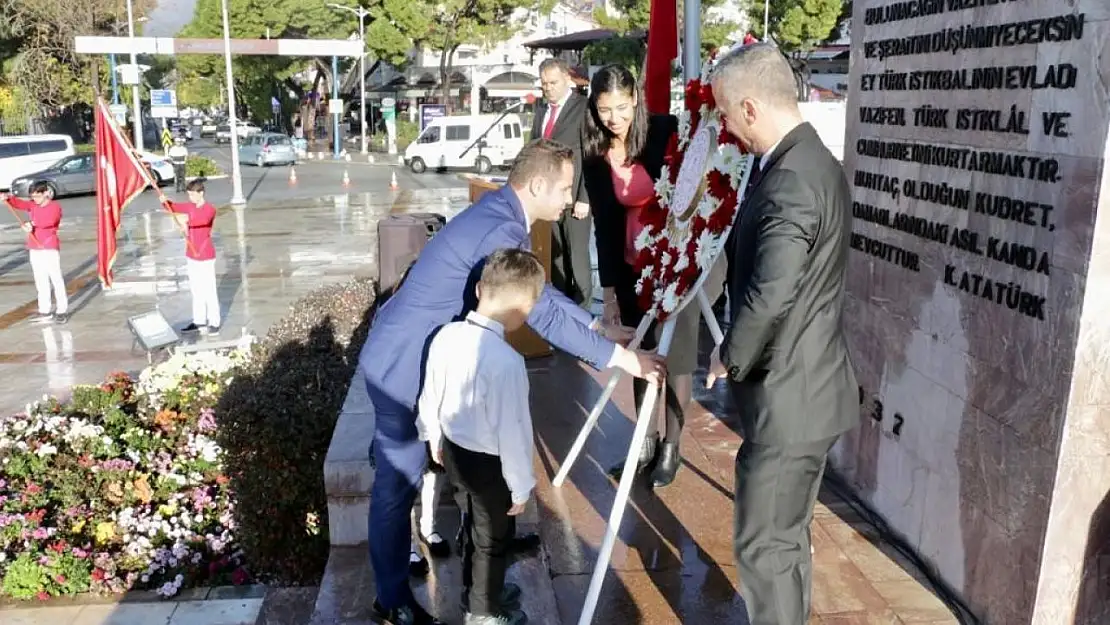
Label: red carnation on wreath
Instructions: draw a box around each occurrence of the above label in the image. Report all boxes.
[631,53,757,321]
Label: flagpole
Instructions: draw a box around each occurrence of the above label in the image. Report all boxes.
[683,0,700,82]
[3,199,42,247]
[97,98,197,258]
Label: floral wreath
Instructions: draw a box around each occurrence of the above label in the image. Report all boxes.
[632,55,755,321]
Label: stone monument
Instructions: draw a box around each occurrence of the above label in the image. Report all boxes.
[837,1,1110,623]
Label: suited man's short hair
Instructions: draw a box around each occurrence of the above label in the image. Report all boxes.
[539,57,570,76]
[508,139,574,186]
[711,43,799,109]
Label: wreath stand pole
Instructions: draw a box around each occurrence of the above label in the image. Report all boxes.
[576,317,677,625]
[553,314,655,488]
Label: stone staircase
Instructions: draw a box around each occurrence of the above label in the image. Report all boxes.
[311,369,561,625]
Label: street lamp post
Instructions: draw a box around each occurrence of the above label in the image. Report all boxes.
[764,0,771,41]
[328,3,369,155]
[221,0,246,204]
[125,0,144,151]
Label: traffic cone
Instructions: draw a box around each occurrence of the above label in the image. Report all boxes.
[390,171,398,190]
[342,169,351,187]
[289,166,297,184]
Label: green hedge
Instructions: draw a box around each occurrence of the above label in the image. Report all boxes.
[185,156,222,178]
[214,279,377,584]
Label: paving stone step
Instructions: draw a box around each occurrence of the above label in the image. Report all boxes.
[310,514,556,625]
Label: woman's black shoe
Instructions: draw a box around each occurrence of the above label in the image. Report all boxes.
[650,442,681,488]
[420,532,451,558]
[408,550,429,577]
[608,434,658,480]
[372,599,446,625]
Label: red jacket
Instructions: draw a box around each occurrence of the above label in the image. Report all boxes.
[167,201,217,261]
[6,197,62,251]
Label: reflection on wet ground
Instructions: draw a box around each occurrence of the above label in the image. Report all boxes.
[0,188,469,415]
[528,349,962,624]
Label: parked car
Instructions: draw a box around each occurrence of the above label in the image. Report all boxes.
[239,133,297,167]
[236,122,261,138]
[404,114,524,174]
[214,125,232,143]
[0,134,75,191]
[201,119,221,137]
[8,152,173,198]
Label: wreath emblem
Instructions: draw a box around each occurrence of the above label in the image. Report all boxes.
[632,58,756,321]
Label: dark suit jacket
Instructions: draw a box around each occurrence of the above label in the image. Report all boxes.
[359,185,615,411]
[582,114,676,289]
[531,91,589,205]
[722,122,859,445]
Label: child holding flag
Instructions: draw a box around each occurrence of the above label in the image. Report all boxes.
[164,179,221,334]
[2,182,68,324]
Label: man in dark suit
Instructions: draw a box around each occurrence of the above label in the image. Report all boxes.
[531,58,592,306]
[359,140,664,625]
[705,43,860,625]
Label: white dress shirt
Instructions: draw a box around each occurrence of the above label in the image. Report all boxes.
[417,311,535,504]
[540,89,573,137]
[759,137,782,171]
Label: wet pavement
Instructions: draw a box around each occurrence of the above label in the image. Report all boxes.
[527,349,964,625]
[0,184,469,416]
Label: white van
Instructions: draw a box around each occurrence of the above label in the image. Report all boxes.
[404,114,524,174]
[0,135,76,191]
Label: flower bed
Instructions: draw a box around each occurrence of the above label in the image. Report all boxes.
[0,349,250,600]
[0,278,377,601]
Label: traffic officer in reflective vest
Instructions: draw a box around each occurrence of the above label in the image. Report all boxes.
[168,137,189,192]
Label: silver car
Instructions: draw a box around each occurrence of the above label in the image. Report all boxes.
[9,153,173,197]
[238,132,297,167]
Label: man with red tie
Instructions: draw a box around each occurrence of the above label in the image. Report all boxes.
[530,58,592,307]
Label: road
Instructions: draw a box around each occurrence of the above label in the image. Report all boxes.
[22,138,473,223]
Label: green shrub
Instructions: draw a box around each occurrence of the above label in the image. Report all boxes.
[74,143,94,154]
[186,155,222,178]
[395,119,419,150]
[214,278,377,585]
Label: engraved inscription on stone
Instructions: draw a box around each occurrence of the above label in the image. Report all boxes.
[845,1,1096,323]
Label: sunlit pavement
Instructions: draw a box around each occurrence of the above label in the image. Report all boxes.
[0,183,469,416]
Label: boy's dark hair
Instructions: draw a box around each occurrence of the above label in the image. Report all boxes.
[479,249,545,301]
[29,181,52,196]
[186,178,206,193]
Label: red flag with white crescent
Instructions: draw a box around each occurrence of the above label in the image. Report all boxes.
[94,99,149,288]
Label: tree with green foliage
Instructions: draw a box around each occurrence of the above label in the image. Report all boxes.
[427,0,549,111]
[178,0,429,122]
[746,0,844,52]
[0,0,155,110]
[584,0,740,72]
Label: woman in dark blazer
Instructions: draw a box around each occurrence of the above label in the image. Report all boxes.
[581,64,720,488]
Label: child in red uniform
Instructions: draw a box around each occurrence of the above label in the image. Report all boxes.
[1,181,68,324]
[165,179,220,333]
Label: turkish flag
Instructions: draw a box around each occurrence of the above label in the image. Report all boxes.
[94,99,149,288]
[643,0,677,115]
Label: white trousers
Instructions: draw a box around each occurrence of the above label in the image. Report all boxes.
[28,249,68,315]
[186,259,221,327]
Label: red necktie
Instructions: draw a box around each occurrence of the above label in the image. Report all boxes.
[543,104,559,139]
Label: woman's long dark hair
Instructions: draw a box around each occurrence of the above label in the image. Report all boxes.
[582,64,649,165]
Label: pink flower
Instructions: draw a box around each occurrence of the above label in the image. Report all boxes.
[231,568,248,586]
[36,591,49,601]
[54,574,66,584]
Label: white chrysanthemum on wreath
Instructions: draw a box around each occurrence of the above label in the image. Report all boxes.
[634,225,657,252]
[654,169,673,206]
[659,250,673,269]
[660,282,681,314]
[695,229,719,270]
[674,249,690,273]
[696,194,721,220]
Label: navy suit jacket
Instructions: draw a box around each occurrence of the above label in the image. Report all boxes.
[359,185,615,412]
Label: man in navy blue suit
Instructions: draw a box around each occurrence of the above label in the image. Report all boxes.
[360,140,665,625]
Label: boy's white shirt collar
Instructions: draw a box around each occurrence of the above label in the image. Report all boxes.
[465,310,506,338]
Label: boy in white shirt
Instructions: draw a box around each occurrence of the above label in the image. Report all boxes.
[418,248,544,625]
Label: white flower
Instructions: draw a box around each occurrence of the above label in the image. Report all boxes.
[677,113,692,149]
[697,194,720,220]
[35,443,57,456]
[674,251,690,273]
[633,226,656,252]
[695,230,720,270]
[661,282,681,313]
